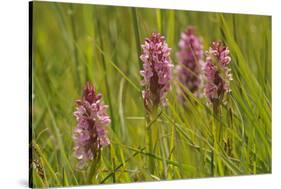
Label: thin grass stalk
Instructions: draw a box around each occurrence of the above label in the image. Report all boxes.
[131,8,142,71]
[95,15,116,132]
[100,147,145,184]
[110,145,117,183]
[69,4,82,89]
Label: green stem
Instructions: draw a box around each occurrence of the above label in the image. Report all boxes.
[159,121,168,179]
[211,103,219,176]
[87,153,101,183]
[146,106,158,175]
[211,103,224,176]
[211,110,215,176]
[148,121,154,174]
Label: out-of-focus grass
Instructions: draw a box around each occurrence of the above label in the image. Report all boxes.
[31,1,271,187]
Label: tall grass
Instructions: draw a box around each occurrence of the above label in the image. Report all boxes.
[31,1,271,187]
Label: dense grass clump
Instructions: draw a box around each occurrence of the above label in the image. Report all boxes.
[30,1,271,187]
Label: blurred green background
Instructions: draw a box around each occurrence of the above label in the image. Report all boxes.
[31,1,271,187]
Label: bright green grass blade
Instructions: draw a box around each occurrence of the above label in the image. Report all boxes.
[62,168,69,186]
[167,10,175,46]
[156,9,162,33]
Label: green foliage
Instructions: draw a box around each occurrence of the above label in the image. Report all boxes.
[31,1,271,187]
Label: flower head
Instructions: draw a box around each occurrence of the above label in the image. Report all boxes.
[204,41,232,104]
[176,26,204,99]
[140,32,173,111]
[73,82,110,168]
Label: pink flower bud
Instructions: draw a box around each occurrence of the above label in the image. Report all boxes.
[204,42,232,104]
[140,33,173,111]
[73,82,110,168]
[176,26,204,99]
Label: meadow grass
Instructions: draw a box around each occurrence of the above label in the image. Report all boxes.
[30,1,271,187]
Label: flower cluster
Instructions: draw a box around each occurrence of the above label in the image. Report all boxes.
[176,26,204,99]
[73,82,110,168]
[204,41,232,104]
[140,32,173,112]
